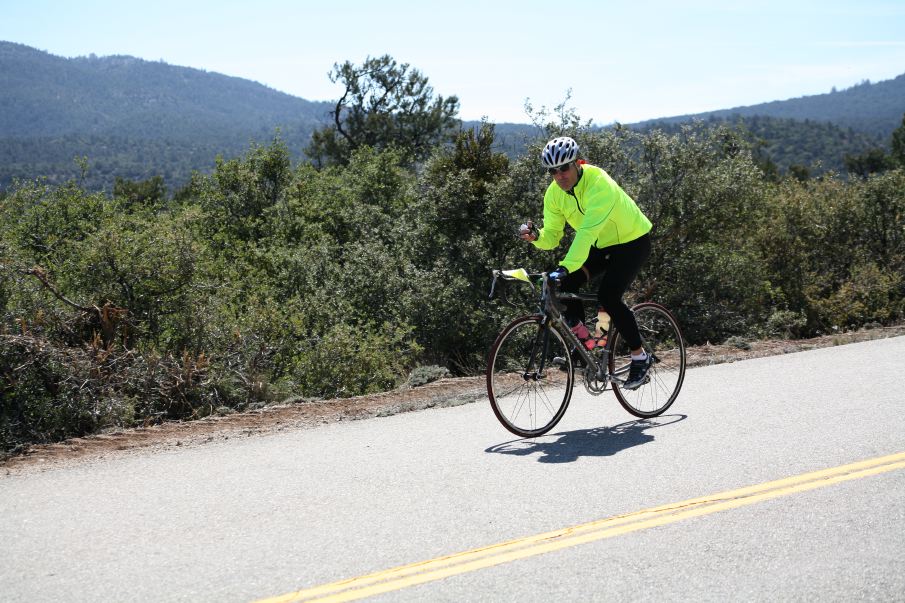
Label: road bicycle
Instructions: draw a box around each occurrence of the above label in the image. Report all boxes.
[486,268,686,437]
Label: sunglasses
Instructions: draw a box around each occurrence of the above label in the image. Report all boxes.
[546,163,572,175]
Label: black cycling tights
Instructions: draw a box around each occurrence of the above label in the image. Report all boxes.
[557,233,651,351]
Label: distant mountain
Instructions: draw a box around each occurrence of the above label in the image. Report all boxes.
[631,74,905,141]
[0,42,332,138]
[632,114,883,174]
[625,76,905,175]
[0,41,332,190]
[1,41,903,191]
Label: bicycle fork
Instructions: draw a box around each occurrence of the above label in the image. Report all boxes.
[522,322,553,381]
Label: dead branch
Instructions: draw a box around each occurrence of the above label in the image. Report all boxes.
[17,266,93,313]
[15,266,128,346]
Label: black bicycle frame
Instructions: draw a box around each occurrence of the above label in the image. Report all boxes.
[540,276,609,382]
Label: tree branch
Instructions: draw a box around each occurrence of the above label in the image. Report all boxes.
[16,266,93,313]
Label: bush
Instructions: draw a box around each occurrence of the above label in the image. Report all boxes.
[654,244,769,343]
[0,335,101,454]
[0,333,251,455]
[290,322,420,399]
[766,310,808,339]
[408,365,451,387]
[724,336,751,350]
[757,171,905,335]
[810,261,903,330]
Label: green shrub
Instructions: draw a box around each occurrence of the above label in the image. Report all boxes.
[725,336,752,350]
[766,309,808,338]
[1,335,104,454]
[810,261,902,329]
[290,322,420,399]
[653,244,770,343]
[408,365,451,387]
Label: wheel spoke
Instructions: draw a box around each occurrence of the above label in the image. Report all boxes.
[488,317,573,437]
[609,303,686,418]
[508,387,529,424]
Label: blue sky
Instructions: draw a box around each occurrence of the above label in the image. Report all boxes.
[3,0,904,124]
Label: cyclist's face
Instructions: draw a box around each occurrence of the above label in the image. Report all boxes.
[551,162,578,190]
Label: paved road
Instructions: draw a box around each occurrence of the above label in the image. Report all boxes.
[2,336,904,602]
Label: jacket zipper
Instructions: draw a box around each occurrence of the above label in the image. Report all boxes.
[568,185,599,249]
[567,189,584,215]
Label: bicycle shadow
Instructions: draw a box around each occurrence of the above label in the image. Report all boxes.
[485,414,686,464]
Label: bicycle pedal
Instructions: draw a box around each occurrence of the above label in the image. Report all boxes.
[623,375,651,390]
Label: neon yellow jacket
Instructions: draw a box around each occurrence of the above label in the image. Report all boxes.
[533,164,652,273]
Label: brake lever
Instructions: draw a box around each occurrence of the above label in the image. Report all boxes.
[488,273,518,307]
[501,285,517,307]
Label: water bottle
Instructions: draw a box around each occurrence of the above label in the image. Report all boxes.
[594,307,610,348]
[570,322,597,351]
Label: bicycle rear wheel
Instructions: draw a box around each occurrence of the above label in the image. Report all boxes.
[608,302,686,418]
[486,315,573,437]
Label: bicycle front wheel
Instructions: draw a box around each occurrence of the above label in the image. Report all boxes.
[486,315,573,437]
[608,302,686,418]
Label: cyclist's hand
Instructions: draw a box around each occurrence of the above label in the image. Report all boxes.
[518,220,538,242]
[548,266,568,281]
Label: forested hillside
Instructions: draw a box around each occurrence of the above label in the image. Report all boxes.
[633,74,905,140]
[2,41,904,191]
[634,114,883,175]
[0,41,331,190]
[0,41,332,137]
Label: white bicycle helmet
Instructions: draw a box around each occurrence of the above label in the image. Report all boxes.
[540,136,579,168]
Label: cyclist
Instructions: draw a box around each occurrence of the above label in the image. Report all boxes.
[519,136,653,389]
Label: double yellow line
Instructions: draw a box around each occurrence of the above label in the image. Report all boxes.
[258,451,905,603]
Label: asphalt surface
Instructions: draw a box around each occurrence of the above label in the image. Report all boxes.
[1,336,904,602]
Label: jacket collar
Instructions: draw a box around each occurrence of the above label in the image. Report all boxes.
[567,165,585,196]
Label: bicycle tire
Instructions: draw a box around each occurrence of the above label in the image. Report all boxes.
[608,302,686,418]
[486,315,573,437]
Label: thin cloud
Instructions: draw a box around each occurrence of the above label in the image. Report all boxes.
[819,41,905,48]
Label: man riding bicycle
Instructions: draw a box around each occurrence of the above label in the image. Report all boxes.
[519,136,653,389]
